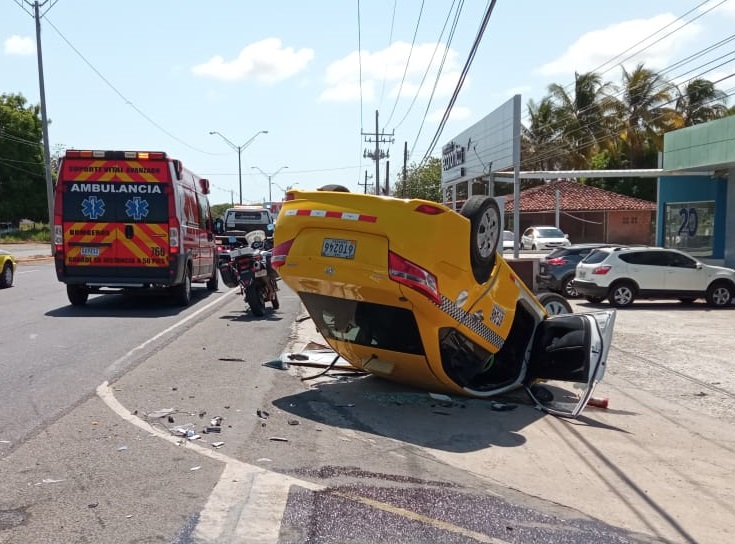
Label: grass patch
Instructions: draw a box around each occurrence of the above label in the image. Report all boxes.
[0,225,51,243]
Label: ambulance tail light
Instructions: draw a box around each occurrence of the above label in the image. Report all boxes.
[53,224,63,254]
[169,220,181,254]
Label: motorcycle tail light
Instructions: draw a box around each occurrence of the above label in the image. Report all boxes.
[388,251,440,305]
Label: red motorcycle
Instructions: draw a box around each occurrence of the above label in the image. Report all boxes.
[219,235,279,317]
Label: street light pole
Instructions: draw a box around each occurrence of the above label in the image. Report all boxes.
[251,166,289,202]
[209,130,268,204]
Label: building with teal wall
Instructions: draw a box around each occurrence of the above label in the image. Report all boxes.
[659,116,735,267]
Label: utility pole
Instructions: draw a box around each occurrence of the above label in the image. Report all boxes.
[359,170,373,194]
[19,0,55,245]
[384,160,390,195]
[362,110,394,195]
[402,141,408,198]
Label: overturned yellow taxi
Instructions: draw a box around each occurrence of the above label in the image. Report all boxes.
[273,188,616,417]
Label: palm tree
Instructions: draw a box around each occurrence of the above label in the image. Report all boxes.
[547,71,618,169]
[676,78,729,126]
[613,63,679,169]
[522,96,563,171]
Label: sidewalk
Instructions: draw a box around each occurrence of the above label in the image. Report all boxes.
[0,242,53,262]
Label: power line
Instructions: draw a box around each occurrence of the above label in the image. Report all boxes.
[420,0,497,165]
[384,0,426,128]
[43,17,229,156]
[377,0,398,110]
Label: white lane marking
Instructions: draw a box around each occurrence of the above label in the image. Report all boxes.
[16,269,41,274]
[97,382,322,544]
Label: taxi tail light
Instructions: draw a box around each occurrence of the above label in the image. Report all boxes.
[414,204,445,215]
[388,251,440,305]
[271,239,293,268]
[547,257,568,265]
[592,265,611,275]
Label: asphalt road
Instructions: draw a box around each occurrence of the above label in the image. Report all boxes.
[1,250,733,543]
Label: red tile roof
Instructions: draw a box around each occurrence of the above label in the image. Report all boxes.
[503,180,656,212]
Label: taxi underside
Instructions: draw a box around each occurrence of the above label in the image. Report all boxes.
[275,191,615,414]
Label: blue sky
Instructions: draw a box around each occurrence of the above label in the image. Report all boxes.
[3,0,735,205]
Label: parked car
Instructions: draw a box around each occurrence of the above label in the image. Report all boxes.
[502,230,515,252]
[538,244,613,298]
[520,226,571,250]
[0,249,17,288]
[573,246,735,308]
[0,222,19,236]
[272,188,617,418]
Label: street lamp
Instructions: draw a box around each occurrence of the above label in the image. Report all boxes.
[209,130,268,204]
[251,165,289,202]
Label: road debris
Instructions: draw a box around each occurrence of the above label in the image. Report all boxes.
[490,401,517,412]
[429,393,454,406]
[211,441,225,448]
[257,409,270,420]
[147,408,174,419]
[269,436,289,442]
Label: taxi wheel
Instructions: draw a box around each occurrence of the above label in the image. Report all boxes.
[460,196,501,284]
[538,292,573,315]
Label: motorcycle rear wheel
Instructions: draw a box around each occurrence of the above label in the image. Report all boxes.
[246,285,266,317]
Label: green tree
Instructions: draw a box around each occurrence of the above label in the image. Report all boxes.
[547,71,618,168]
[392,157,442,202]
[522,96,563,171]
[676,78,729,127]
[0,93,48,223]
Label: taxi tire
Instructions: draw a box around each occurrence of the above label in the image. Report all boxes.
[67,284,89,306]
[460,196,501,284]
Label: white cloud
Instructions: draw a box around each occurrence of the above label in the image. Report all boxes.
[4,35,34,56]
[192,38,314,83]
[319,41,462,103]
[538,14,702,78]
[426,105,471,123]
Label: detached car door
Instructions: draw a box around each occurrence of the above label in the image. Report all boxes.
[525,310,616,417]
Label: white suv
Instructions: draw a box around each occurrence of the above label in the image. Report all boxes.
[573,246,735,308]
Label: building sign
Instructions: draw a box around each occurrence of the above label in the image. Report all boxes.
[663,200,715,257]
[442,141,466,171]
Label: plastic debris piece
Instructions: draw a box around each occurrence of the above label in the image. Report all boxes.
[219,357,245,362]
[117,446,128,452]
[269,436,289,442]
[204,427,221,433]
[588,397,609,409]
[88,503,98,509]
[211,441,225,448]
[287,353,309,361]
[190,466,201,471]
[490,401,517,412]
[287,419,300,426]
[147,408,174,419]
[257,409,270,419]
[210,416,223,426]
[38,478,65,485]
[264,359,289,370]
[257,458,272,463]
[429,393,454,406]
